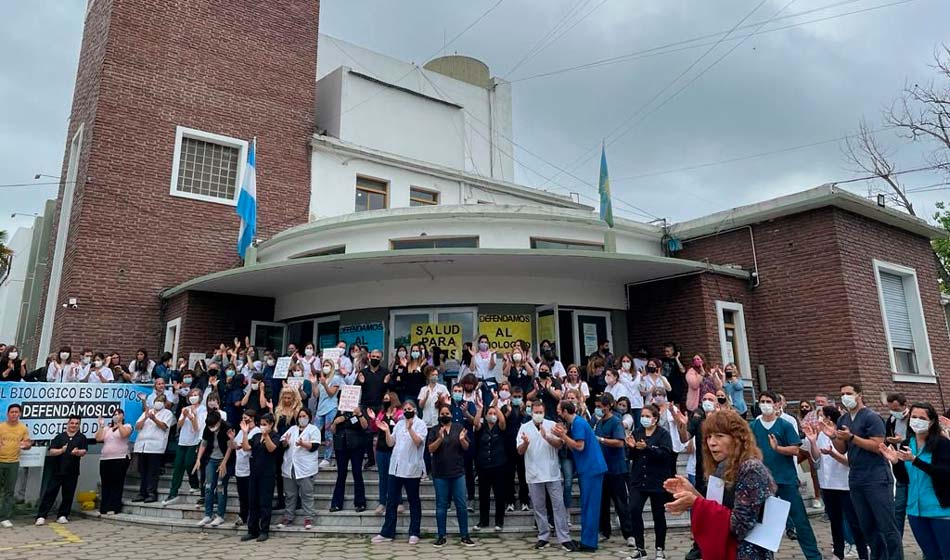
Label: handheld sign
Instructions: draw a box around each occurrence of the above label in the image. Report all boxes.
[188,352,207,370]
[272,357,292,380]
[322,348,342,369]
[338,385,362,413]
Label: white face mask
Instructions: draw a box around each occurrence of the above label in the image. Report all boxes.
[266,359,276,367]
[322,366,332,375]
[758,402,774,416]
[304,348,314,357]
[251,383,260,390]
[293,370,303,377]
[93,360,103,368]
[188,395,200,405]
[621,361,632,371]
[841,395,858,410]
[8,352,17,360]
[909,418,931,434]
[112,415,122,425]
[60,352,70,360]
[397,350,407,359]
[702,400,716,413]
[298,417,310,428]
[532,412,545,424]
[512,353,522,362]
[152,401,165,411]
[82,356,92,365]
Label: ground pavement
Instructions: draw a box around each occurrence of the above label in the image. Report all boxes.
[0,515,926,559]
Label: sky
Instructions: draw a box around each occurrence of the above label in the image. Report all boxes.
[2,0,949,235]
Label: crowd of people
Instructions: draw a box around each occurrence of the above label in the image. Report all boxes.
[1,338,949,559]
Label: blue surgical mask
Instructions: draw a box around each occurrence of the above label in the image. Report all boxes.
[452,393,463,402]
[511,397,523,407]
[594,408,604,419]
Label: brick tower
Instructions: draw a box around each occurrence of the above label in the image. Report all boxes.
[30,0,319,364]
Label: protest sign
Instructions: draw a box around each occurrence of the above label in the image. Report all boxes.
[272,356,292,380]
[0,382,150,444]
[188,352,207,370]
[478,313,533,352]
[322,348,342,369]
[339,322,385,351]
[410,323,462,360]
[338,385,362,412]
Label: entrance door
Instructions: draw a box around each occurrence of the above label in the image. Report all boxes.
[315,315,341,350]
[536,304,559,352]
[574,311,612,367]
[251,321,287,355]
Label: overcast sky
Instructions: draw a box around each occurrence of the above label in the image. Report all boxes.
[2,0,949,235]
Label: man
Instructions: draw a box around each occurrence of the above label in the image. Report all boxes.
[884,392,911,554]
[357,349,390,412]
[518,402,575,552]
[588,339,614,370]
[593,394,634,546]
[660,343,686,407]
[802,394,830,432]
[829,383,901,560]
[0,404,31,528]
[35,415,88,525]
[751,391,821,560]
[552,400,606,552]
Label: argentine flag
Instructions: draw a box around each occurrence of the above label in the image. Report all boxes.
[236,138,257,259]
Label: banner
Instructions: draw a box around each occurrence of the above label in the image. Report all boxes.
[410,323,462,360]
[339,322,385,351]
[478,313,532,352]
[0,382,151,444]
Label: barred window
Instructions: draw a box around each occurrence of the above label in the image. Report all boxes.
[176,137,240,200]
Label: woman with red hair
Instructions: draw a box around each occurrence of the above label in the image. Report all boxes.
[662,409,776,560]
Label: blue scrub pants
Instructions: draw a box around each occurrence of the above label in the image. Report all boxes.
[578,473,604,549]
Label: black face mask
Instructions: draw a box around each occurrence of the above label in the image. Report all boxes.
[438,416,452,425]
[382,400,391,409]
[539,372,550,379]
[718,397,727,404]
[646,365,658,373]
[370,358,381,367]
[403,410,415,420]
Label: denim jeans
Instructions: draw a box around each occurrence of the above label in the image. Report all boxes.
[559,455,574,509]
[375,450,402,506]
[908,515,950,560]
[433,475,469,538]
[380,476,421,538]
[204,457,231,518]
[316,410,336,462]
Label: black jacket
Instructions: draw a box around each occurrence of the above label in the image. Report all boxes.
[628,425,674,493]
[905,434,950,509]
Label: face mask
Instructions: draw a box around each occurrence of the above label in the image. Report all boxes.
[429,377,438,386]
[298,417,310,428]
[617,406,628,414]
[112,415,121,424]
[251,383,260,391]
[640,417,654,428]
[717,397,727,404]
[622,417,634,429]
[452,393,463,402]
[93,360,103,368]
[322,366,332,375]
[511,397,523,407]
[304,348,314,357]
[487,414,498,424]
[758,402,774,415]
[512,353,522,362]
[397,350,407,359]
[370,358,381,367]
[621,361,631,371]
[183,377,192,385]
[403,410,415,420]
[439,416,452,425]
[82,356,92,365]
[841,395,858,410]
[478,343,489,351]
[539,371,550,379]
[909,418,931,434]
[207,402,218,410]
[692,358,703,368]
[532,412,545,424]
[409,351,420,360]
[382,400,391,409]
[266,359,276,367]
[605,376,616,385]
[293,370,303,378]
[498,390,511,400]
[226,370,235,379]
[646,365,657,373]
[702,400,716,413]
[60,352,70,360]
[152,401,165,411]
[594,408,605,419]
[186,395,199,405]
[8,352,17,360]
[891,410,905,420]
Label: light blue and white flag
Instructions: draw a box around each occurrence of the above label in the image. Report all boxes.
[236,138,257,259]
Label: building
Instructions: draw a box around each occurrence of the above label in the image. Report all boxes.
[24,0,949,411]
[0,222,37,343]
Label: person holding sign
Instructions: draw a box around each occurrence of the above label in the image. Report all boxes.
[329,402,368,512]
[0,403,31,527]
[664,409,776,560]
[372,400,428,545]
[314,359,344,468]
[35,415,88,525]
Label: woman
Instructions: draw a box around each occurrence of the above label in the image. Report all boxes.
[273,386,301,511]
[163,388,204,505]
[299,343,319,379]
[95,409,131,515]
[153,352,174,383]
[205,391,226,421]
[0,346,26,381]
[224,366,245,424]
[46,346,73,383]
[373,400,428,545]
[473,400,508,531]
[193,409,233,527]
[129,348,155,384]
[664,409,776,560]
[563,364,590,402]
[640,359,671,406]
[349,343,366,375]
[232,410,259,529]
[241,412,278,542]
[371,391,403,514]
[330,404,368,512]
[108,352,130,383]
[87,353,115,384]
[403,345,427,406]
[803,406,868,560]
[502,340,534,397]
[133,394,173,503]
[427,403,474,547]
[625,404,674,558]
[879,402,950,560]
[278,408,321,530]
[313,358,343,468]
[722,363,747,417]
[585,357,607,409]
[684,354,713,412]
[606,365,644,426]
[616,396,635,436]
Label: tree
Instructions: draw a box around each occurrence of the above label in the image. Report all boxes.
[0,230,11,284]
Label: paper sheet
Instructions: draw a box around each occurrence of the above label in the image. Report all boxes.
[744,497,791,552]
[706,476,725,504]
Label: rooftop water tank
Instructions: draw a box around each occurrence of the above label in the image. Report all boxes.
[423,55,492,89]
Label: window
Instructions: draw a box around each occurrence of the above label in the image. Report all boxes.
[355,176,388,212]
[873,260,934,382]
[169,126,247,206]
[250,321,287,355]
[390,236,478,250]
[290,245,346,259]
[715,301,752,380]
[389,307,477,362]
[163,317,182,363]
[531,237,604,251]
[410,187,439,206]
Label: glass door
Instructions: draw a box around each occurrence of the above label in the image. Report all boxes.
[315,315,341,351]
[573,310,612,367]
[536,304,559,354]
[250,321,287,356]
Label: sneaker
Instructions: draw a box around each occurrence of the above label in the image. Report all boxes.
[355,505,366,513]
[143,496,157,503]
[567,520,573,528]
[304,518,312,530]
[844,544,858,558]
[685,544,702,560]
[655,548,666,559]
[0,520,11,528]
[371,535,393,544]
[276,517,292,529]
[56,516,68,524]
[209,515,224,527]
[240,533,257,542]
[105,511,115,516]
[257,533,269,542]
[35,518,45,526]
[197,516,212,527]
[433,537,446,548]
[473,524,482,531]
[466,504,474,513]
[234,520,244,528]
[627,537,637,547]
[521,503,530,511]
[374,504,385,515]
[131,496,145,503]
[506,504,514,512]
[408,536,420,545]
[786,527,797,541]
[811,498,823,509]
[397,504,406,513]
[319,459,331,468]
[188,487,200,495]
[561,541,577,552]
[534,540,550,550]
[627,549,648,559]
[460,537,476,547]
[162,496,180,506]
[329,506,341,513]
[494,525,503,531]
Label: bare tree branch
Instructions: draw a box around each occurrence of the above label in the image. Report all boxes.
[842,119,915,215]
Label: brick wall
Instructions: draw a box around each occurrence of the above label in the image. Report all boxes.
[165,290,275,358]
[32,0,319,361]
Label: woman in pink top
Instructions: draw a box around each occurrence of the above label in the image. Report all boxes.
[685,354,705,412]
[95,409,132,515]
